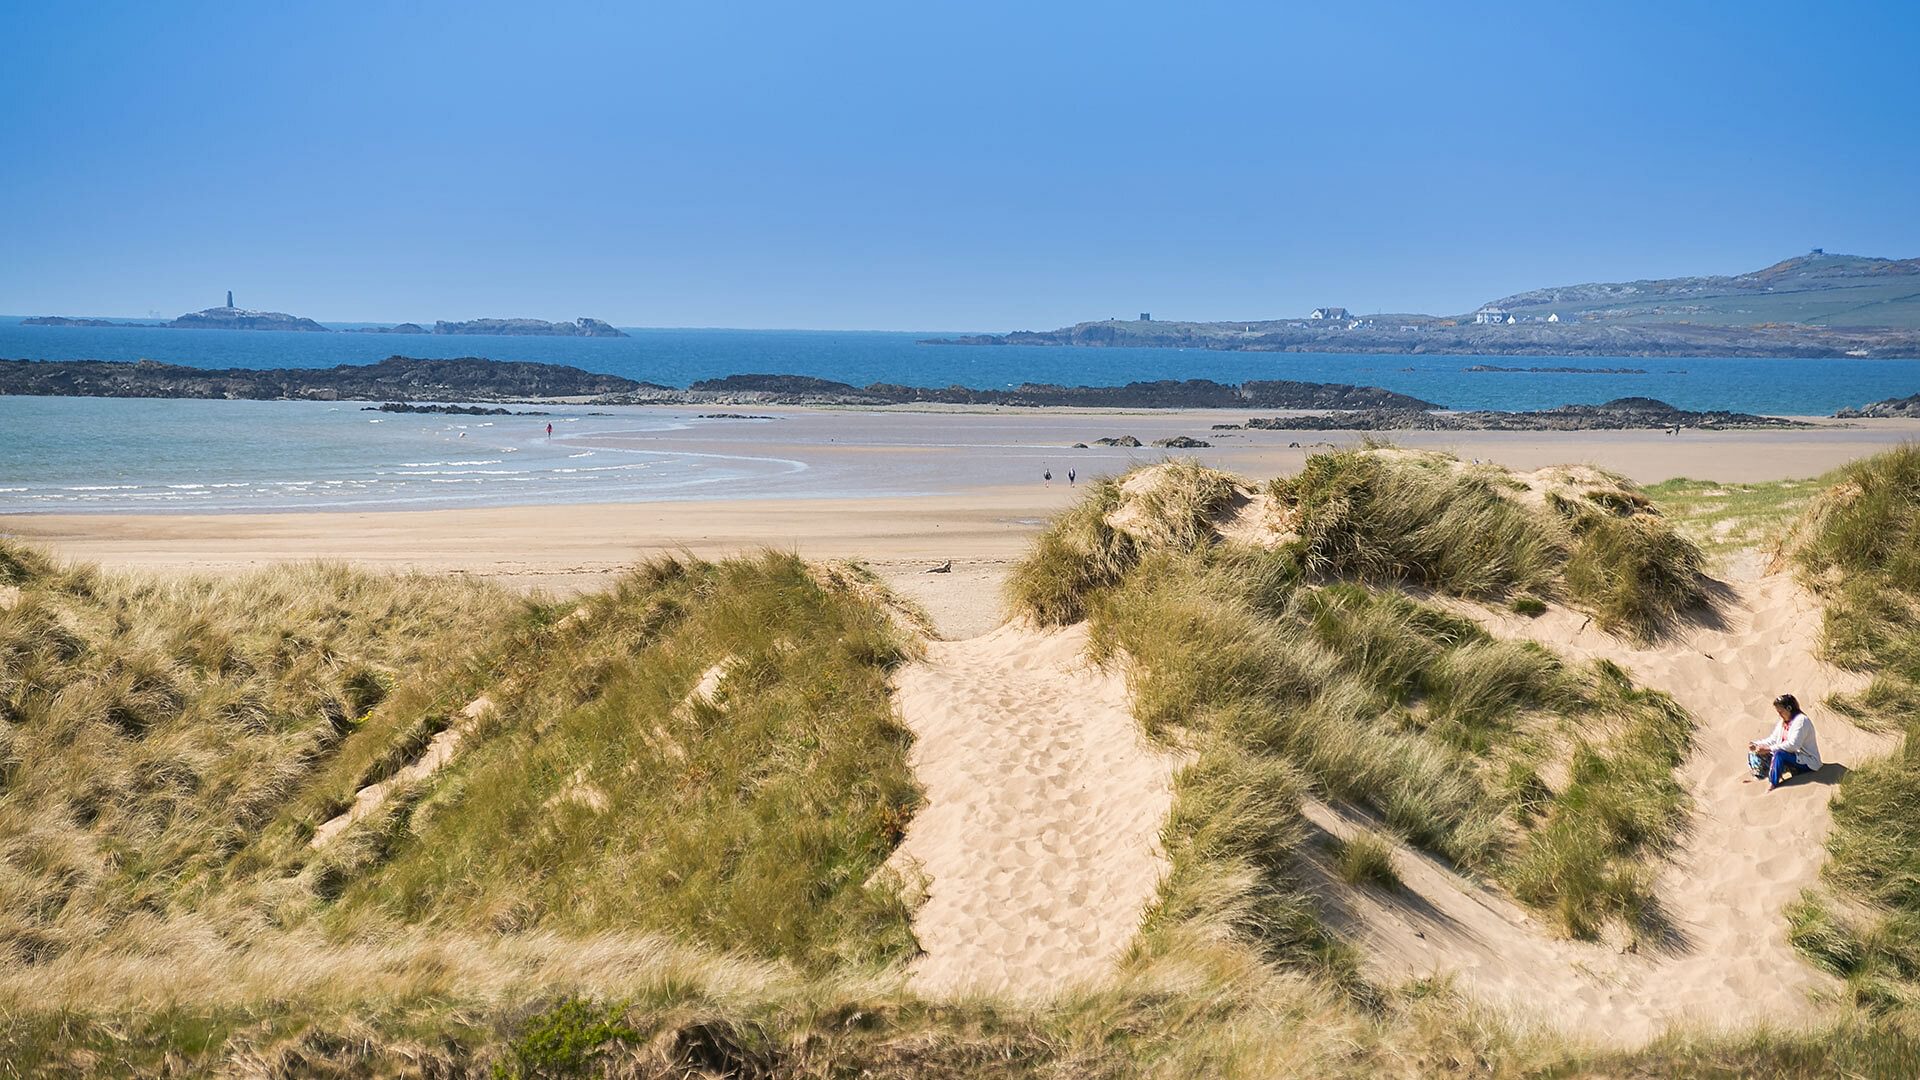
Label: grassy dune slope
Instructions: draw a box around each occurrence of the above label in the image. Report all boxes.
[9,450,1920,1075]
[1020,454,1697,942]
[1776,446,1920,1009]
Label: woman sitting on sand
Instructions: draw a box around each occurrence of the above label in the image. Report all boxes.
[1749,693,1822,790]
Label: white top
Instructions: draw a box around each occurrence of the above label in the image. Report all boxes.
[1756,712,1822,772]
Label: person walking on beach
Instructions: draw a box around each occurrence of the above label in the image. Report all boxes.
[546,422,554,439]
[1748,693,1822,789]
[1044,468,1053,485]
[1068,468,1077,486]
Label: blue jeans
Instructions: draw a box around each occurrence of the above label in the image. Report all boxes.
[1768,748,1806,787]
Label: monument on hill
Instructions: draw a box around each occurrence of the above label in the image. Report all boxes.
[226,290,234,309]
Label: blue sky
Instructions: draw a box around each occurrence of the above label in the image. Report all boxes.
[2,1,1916,330]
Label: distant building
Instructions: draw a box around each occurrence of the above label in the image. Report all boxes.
[1139,312,1152,321]
[1473,307,1511,325]
[226,290,234,308]
[1547,312,1560,323]
[1308,307,1349,321]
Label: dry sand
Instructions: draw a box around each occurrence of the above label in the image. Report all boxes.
[889,622,1182,997]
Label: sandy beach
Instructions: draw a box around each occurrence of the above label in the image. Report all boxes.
[8,410,1919,637]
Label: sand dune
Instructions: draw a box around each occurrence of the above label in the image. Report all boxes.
[890,622,1182,997]
[1325,570,1894,1044]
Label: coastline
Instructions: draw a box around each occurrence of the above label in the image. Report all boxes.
[9,416,1920,610]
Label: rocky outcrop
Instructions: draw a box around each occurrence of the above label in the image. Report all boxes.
[0,357,642,402]
[601,375,1440,410]
[430,317,628,337]
[364,402,550,416]
[1835,394,1920,418]
[1092,436,1143,447]
[1242,398,1808,432]
[1152,436,1212,448]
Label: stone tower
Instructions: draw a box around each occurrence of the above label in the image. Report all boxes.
[227,290,234,309]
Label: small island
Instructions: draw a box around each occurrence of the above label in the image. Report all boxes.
[23,294,629,337]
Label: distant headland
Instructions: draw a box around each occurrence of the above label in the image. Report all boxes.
[925,252,1920,359]
[22,293,628,337]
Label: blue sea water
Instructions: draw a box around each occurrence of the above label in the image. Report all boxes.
[3,318,1919,514]
[3,317,1919,415]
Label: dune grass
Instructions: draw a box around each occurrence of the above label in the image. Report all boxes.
[304,552,922,970]
[1642,475,1825,560]
[0,541,520,966]
[1268,449,1566,598]
[2,489,1918,1075]
[1332,832,1402,890]
[1014,458,1698,940]
[1761,446,1920,1009]
[1078,532,1687,943]
[1010,449,1706,646]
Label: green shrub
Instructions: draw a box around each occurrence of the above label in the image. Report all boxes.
[496,997,638,1079]
[1511,596,1548,617]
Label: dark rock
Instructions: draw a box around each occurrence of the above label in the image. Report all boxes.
[363,402,549,416]
[1837,393,1920,418]
[1241,398,1806,432]
[1093,435,1143,447]
[1153,436,1212,448]
[0,356,640,402]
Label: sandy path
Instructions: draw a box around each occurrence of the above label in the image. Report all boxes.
[890,622,1181,997]
[1336,572,1894,1044]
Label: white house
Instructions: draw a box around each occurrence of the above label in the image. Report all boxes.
[1473,307,1511,325]
[1308,307,1349,321]
[1547,312,1560,323]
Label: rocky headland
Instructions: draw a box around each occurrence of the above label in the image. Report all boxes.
[924,253,1920,359]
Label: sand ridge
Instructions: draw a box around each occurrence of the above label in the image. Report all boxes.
[890,622,1182,998]
[311,695,496,848]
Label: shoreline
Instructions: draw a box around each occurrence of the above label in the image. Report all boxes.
[9,419,1920,597]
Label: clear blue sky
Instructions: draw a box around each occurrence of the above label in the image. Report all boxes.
[3,1,1916,330]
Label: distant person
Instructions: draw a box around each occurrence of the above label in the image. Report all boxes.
[1068,468,1077,486]
[1044,469,1053,485]
[547,422,554,439]
[1748,693,1822,789]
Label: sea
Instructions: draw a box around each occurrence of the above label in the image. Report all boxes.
[4,317,1918,514]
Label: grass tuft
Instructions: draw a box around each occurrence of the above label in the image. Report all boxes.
[1332,832,1402,890]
